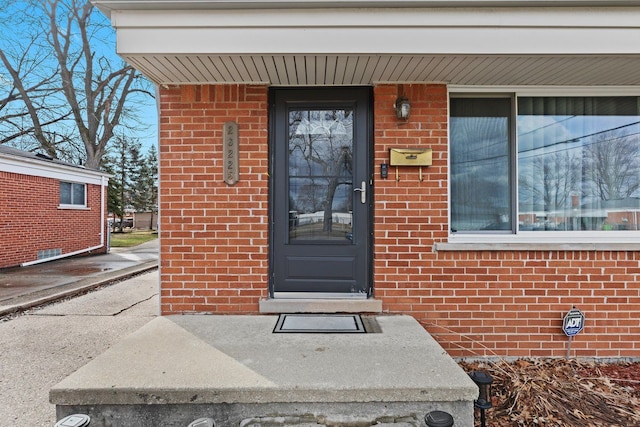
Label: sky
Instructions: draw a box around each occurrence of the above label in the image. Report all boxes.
[86,6,159,153]
[0,1,158,155]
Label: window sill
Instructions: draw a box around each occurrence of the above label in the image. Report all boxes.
[435,242,640,251]
[58,205,89,210]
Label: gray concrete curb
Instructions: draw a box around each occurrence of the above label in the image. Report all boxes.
[0,261,158,317]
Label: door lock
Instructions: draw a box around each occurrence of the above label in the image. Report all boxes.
[353,181,366,204]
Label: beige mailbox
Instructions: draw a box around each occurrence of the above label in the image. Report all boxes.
[389,148,432,181]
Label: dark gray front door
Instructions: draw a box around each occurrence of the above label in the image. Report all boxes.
[270,88,372,297]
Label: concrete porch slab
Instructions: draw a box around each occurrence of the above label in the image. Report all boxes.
[50,315,477,427]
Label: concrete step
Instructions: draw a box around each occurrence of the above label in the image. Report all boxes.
[50,315,477,427]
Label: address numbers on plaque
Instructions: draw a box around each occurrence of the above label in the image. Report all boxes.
[223,121,239,185]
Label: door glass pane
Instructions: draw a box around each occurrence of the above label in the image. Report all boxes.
[288,109,354,241]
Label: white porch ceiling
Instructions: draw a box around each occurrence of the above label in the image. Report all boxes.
[94,1,640,87]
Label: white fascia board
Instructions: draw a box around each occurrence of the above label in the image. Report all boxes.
[111,7,640,56]
[116,27,640,56]
[110,7,640,28]
[95,0,640,13]
[0,155,110,186]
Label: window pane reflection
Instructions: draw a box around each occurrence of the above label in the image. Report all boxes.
[288,109,354,241]
[450,98,512,232]
[518,97,640,231]
[73,183,85,205]
[60,182,72,205]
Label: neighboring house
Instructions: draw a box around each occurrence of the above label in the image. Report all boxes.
[95,0,640,358]
[0,145,109,269]
[133,211,157,231]
[107,211,157,230]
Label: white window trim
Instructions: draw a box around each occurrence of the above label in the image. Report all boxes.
[59,181,88,209]
[58,205,91,210]
[447,86,640,246]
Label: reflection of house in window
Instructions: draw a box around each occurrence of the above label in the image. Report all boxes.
[518,198,640,231]
[602,198,640,230]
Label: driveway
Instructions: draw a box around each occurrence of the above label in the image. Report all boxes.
[0,270,159,426]
[0,239,158,316]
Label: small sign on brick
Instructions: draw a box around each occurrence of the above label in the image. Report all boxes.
[223,121,239,185]
[563,306,585,358]
[563,307,585,337]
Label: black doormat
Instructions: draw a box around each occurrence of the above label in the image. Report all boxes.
[273,314,367,333]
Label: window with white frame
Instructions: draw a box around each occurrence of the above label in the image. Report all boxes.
[450,95,640,236]
[60,181,86,207]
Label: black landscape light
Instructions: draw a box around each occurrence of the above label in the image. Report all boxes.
[470,370,493,427]
[187,418,215,427]
[424,410,454,427]
[54,414,90,427]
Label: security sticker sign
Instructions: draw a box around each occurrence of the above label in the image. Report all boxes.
[563,308,585,337]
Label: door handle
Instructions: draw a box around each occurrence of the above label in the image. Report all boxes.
[353,180,366,204]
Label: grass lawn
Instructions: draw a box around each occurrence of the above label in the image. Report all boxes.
[110,230,158,248]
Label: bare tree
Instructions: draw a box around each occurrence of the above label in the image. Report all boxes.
[0,0,152,169]
[0,3,71,153]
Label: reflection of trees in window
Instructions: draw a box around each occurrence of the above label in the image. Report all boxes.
[451,96,640,233]
[288,109,353,234]
[290,182,324,214]
[583,131,640,201]
[519,152,580,213]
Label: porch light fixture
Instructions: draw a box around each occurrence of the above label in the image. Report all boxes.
[470,370,493,427]
[395,96,411,120]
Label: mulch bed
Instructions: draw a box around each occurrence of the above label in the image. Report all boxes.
[459,359,640,426]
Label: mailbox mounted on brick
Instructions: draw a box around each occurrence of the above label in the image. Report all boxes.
[389,148,432,181]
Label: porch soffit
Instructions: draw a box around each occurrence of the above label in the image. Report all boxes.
[96,5,640,86]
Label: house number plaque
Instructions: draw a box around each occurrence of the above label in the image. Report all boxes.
[223,121,239,185]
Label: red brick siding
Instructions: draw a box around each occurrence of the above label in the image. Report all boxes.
[373,84,640,359]
[158,83,640,359]
[158,85,269,315]
[424,250,640,358]
[0,171,106,269]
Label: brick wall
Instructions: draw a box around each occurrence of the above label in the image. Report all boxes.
[373,84,640,359]
[158,85,269,315]
[158,83,640,358]
[0,171,106,269]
